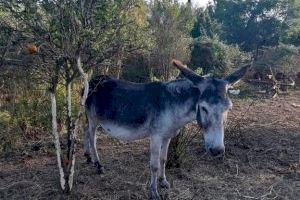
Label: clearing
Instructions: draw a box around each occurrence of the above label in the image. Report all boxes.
[0,91,299,200]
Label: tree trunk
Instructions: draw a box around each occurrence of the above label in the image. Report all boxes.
[65,77,74,192]
[64,55,89,192]
[116,47,124,79]
[50,56,89,193]
[50,91,66,191]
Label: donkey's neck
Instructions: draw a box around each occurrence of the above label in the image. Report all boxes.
[162,79,199,129]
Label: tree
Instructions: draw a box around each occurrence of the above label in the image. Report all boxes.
[149,0,194,80]
[212,0,289,52]
[0,0,152,192]
[191,5,219,39]
[190,37,249,76]
[106,0,154,79]
[282,0,300,45]
[255,44,300,75]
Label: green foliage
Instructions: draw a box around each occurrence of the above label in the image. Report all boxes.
[0,110,15,156]
[149,0,194,80]
[212,0,289,51]
[0,88,51,156]
[167,127,197,168]
[190,37,249,76]
[255,44,300,74]
[122,55,151,82]
[282,0,300,45]
[194,67,203,76]
[191,6,219,39]
[0,125,20,157]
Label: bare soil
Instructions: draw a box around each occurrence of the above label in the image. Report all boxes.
[0,91,299,200]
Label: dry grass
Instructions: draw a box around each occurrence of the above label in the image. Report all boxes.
[167,127,199,169]
[0,91,299,200]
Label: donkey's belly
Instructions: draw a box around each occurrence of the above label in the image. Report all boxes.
[99,121,150,141]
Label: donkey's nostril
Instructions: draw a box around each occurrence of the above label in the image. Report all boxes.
[209,147,224,156]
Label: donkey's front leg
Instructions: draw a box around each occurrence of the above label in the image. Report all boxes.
[150,135,162,200]
[159,138,171,189]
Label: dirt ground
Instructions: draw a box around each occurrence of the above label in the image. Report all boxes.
[0,91,299,200]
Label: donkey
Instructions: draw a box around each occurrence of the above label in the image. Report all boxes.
[83,60,251,199]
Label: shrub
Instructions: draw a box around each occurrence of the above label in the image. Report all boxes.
[167,126,197,168]
[190,37,250,77]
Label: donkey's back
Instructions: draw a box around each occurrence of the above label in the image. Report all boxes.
[85,75,170,136]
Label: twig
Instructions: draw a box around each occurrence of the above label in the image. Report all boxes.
[236,189,259,199]
[236,184,278,200]
[246,149,255,169]
[291,103,300,108]
[235,164,239,177]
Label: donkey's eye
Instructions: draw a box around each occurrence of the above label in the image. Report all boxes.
[201,107,208,114]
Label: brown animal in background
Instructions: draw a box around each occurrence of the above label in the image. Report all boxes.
[26,44,38,54]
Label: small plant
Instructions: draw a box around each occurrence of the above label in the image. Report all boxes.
[0,111,20,157]
[167,126,198,168]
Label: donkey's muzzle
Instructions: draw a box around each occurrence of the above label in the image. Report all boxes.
[209,147,224,156]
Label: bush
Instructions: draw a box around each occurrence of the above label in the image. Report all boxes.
[122,55,151,82]
[190,37,250,76]
[0,110,21,157]
[255,44,300,76]
[167,126,197,168]
[0,79,82,156]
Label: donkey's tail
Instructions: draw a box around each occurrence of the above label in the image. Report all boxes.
[81,75,112,109]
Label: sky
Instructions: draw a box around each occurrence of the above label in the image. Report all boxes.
[146,0,213,8]
[183,0,212,8]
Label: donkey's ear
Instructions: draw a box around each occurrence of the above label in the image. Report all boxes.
[225,63,252,86]
[172,59,204,84]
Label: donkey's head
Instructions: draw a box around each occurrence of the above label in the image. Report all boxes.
[172,59,251,156]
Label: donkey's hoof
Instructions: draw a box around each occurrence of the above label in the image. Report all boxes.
[96,167,105,174]
[150,189,161,200]
[84,153,92,164]
[86,157,92,164]
[94,162,105,174]
[160,179,170,189]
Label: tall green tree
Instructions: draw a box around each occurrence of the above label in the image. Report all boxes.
[283,0,300,45]
[191,5,219,39]
[149,0,194,80]
[212,0,289,52]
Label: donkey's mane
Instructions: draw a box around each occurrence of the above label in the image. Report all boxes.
[165,78,193,93]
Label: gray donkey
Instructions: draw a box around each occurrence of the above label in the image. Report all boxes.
[83,59,251,199]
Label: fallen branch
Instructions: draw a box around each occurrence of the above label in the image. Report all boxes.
[247,79,295,87]
[291,103,300,108]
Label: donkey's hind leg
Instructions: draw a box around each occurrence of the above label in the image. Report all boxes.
[83,125,92,164]
[88,120,104,174]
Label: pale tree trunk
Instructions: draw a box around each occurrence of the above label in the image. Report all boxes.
[64,56,89,192]
[50,56,89,193]
[50,91,66,191]
[65,76,74,192]
[77,56,89,106]
[50,63,66,191]
[116,47,124,79]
